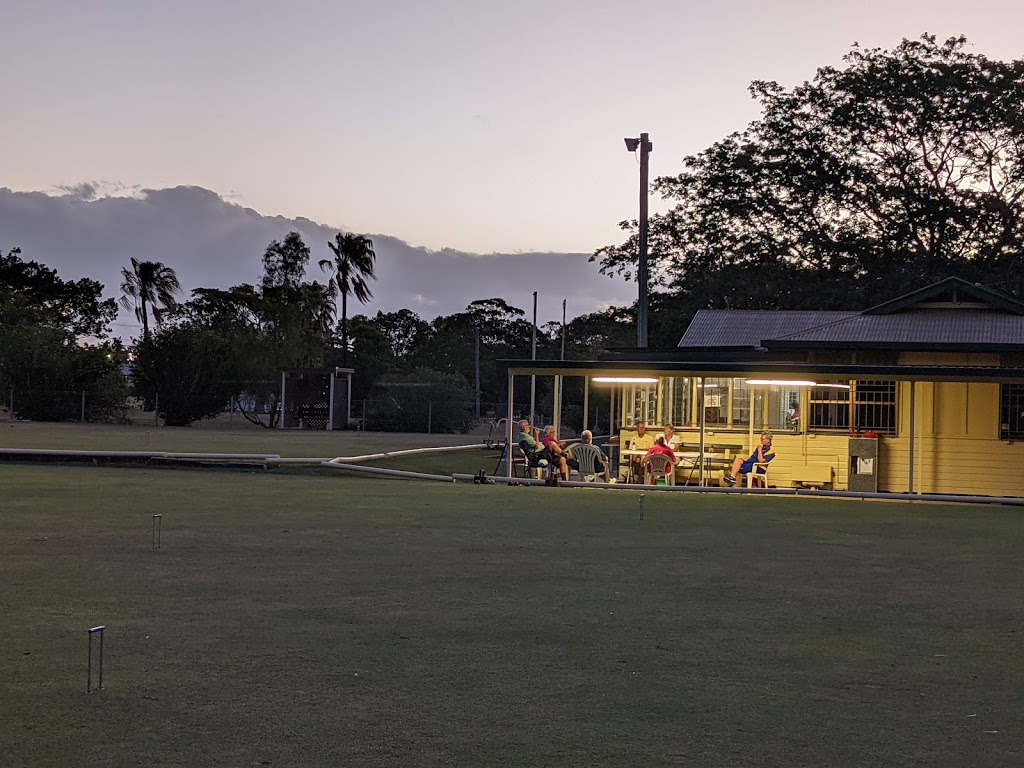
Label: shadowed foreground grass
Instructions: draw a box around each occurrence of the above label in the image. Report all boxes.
[1,464,1022,767]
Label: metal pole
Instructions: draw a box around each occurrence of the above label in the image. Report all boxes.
[558,298,565,433]
[328,372,335,431]
[506,373,515,477]
[278,371,286,429]
[81,390,86,423]
[698,378,706,487]
[583,376,590,432]
[530,291,537,428]
[474,325,481,420]
[361,399,367,431]
[908,381,916,494]
[8,386,13,420]
[638,132,652,348]
[154,391,159,426]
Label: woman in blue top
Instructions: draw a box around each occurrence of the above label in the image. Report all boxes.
[724,432,775,486]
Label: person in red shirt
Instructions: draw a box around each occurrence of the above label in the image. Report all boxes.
[644,435,677,472]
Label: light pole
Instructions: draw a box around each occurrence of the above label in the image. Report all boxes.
[624,132,653,347]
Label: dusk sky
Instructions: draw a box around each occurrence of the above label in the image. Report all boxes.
[3,0,1023,326]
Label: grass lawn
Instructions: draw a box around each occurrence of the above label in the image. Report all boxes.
[2,464,1022,767]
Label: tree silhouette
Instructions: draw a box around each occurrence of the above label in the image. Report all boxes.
[319,233,376,367]
[119,258,181,341]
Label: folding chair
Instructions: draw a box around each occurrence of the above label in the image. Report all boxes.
[644,454,675,486]
[517,444,549,479]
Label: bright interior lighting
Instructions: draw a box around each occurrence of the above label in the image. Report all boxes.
[592,377,659,384]
[814,382,851,389]
[745,379,818,386]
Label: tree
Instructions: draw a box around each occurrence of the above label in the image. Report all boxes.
[319,233,376,367]
[119,258,181,340]
[0,247,126,422]
[1,246,116,337]
[593,35,1024,321]
[134,323,237,427]
[372,308,429,359]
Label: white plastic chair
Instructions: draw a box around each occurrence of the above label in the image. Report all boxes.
[744,462,770,488]
[569,443,606,483]
[644,454,675,486]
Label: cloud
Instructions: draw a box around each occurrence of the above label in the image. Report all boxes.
[0,185,635,336]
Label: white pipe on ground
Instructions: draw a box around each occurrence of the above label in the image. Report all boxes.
[319,461,455,482]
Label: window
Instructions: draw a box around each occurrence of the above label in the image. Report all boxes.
[700,378,730,427]
[854,381,897,434]
[809,381,851,430]
[731,379,752,428]
[662,377,692,428]
[808,380,897,435]
[624,383,657,427]
[1000,383,1024,439]
[766,385,803,431]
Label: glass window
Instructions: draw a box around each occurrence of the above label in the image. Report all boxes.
[1000,383,1024,439]
[700,377,730,427]
[766,385,803,431]
[662,377,692,429]
[731,379,751,428]
[624,384,657,427]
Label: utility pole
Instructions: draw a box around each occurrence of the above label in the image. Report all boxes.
[624,132,653,347]
[530,291,537,427]
[474,324,480,419]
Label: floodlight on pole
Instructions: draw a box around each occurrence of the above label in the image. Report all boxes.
[624,132,653,347]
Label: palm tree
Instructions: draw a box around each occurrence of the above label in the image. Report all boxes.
[319,233,376,367]
[119,258,182,341]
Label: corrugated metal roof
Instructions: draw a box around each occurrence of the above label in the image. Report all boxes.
[769,310,1024,346]
[677,310,856,348]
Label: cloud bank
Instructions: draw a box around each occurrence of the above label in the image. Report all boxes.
[0,185,634,336]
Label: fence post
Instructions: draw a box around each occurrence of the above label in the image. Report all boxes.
[81,390,86,423]
[154,391,159,426]
[361,400,366,431]
[427,401,432,434]
[8,386,12,421]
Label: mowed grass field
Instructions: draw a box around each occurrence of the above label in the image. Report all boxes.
[2,460,1023,765]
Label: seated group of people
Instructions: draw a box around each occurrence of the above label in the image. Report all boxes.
[519,418,776,487]
[518,421,610,482]
[626,421,776,486]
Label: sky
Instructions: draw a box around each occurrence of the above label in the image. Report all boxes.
[2,0,1023,326]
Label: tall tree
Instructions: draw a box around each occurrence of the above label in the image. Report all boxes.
[594,34,1024,319]
[319,233,377,367]
[119,258,181,340]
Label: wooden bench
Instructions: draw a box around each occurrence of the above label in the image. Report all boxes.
[790,466,834,490]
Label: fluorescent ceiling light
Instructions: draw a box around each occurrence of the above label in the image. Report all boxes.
[745,379,818,386]
[592,377,658,383]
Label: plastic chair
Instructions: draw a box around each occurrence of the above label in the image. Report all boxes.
[744,462,770,488]
[644,454,675,486]
[568,443,606,483]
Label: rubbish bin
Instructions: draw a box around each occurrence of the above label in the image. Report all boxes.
[848,437,879,492]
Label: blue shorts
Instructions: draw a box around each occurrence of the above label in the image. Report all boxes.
[740,459,767,475]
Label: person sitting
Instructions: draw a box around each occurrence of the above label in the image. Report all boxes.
[517,420,551,474]
[625,420,656,482]
[541,425,573,481]
[724,432,775,487]
[644,435,677,471]
[577,429,611,482]
[787,400,800,432]
[660,423,682,452]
